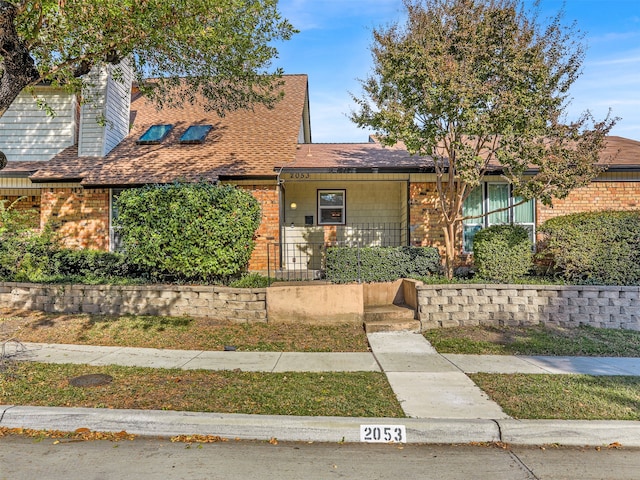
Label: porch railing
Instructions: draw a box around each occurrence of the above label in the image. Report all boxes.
[268,222,408,283]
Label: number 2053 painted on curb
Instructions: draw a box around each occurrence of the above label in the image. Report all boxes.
[360,425,407,443]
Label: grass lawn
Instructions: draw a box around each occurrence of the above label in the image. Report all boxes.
[426,325,640,419]
[424,324,640,357]
[0,309,368,352]
[0,361,404,418]
[470,373,640,420]
[6,310,640,421]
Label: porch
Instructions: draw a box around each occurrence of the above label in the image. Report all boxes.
[273,176,410,280]
[268,222,408,281]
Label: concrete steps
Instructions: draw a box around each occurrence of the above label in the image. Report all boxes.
[364,304,420,333]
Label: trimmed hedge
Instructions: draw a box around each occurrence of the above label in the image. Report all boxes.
[50,249,143,281]
[538,210,640,285]
[325,246,441,283]
[115,182,261,282]
[473,224,533,282]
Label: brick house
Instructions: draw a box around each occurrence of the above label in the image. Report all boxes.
[1,64,640,276]
[0,65,310,272]
[275,136,640,274]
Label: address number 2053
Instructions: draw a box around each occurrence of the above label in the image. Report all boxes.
[360,425,407,443]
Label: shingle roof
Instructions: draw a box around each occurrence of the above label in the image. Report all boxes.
[0,161,45,176]
[283,140,434,171]
[598,136,640,167]
[30,75,309,185]
[279,135,640,173]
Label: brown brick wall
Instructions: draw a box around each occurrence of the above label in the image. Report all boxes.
[409,182,445,248]
[239,185,280,272]
[40,187,110,250]
[537,182,640,225]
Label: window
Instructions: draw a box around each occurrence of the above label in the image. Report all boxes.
[109,188,126,251]
[318,190,345,225]
[137,124,173,144]
[462,183,535,252]
[180,125,212,144]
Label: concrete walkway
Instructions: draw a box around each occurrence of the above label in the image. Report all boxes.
[3,333,640,446]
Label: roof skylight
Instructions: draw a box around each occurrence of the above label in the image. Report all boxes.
[137,124,173,144]
[180,125,213,144]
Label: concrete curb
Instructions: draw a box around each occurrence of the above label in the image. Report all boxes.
[3,405,640,447]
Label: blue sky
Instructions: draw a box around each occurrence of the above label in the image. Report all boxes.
[275,0,640,143]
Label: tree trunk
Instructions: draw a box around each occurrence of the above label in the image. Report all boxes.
[442,220,457,280]
[0,1,40,120]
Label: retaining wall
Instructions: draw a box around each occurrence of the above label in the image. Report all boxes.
[3,281,639,331]
[417,284,640,331]
[0,282,267,322]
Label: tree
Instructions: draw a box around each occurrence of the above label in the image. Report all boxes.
[351,0,616,279]
[0,0,295,119]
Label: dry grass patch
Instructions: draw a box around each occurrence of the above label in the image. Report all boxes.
[1,362,403,418]
[0,309,368,352]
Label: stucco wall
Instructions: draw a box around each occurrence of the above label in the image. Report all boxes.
[0,282,266,322]
[267,283,364,324]
[283,180,406,227]
[417,284,640,331]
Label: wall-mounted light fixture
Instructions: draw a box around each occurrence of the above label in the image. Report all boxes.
[290,202,297,210]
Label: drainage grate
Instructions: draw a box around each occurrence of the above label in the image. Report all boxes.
[69,374,113,387]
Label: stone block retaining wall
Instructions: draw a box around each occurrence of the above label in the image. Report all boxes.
[0,283,267,322]
[417,284,640,331]
[3,282,639,331]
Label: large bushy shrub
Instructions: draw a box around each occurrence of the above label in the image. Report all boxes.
[538,210,640,285]
[115,182,261,282]
[473,224,533,282]
[325,246,441,283]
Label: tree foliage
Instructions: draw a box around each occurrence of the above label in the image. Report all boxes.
[114,182,262,282]
[351,0,616,278]
[0,0,295,118]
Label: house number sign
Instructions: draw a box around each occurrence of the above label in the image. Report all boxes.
[360,425,407,443]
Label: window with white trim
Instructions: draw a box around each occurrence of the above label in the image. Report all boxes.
[462,183,535,253]
[317,190,345,225]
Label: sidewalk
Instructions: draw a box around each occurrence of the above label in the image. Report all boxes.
[2,332,640,446]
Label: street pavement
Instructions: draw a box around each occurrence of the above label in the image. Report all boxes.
[2,332,640,447]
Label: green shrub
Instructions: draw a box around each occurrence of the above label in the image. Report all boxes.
[228,273,270,288]
[325,246,441,283]
[115,182,261,282]
[0,200,58,282]
[51,249,144,282]
[538,210,640,285]
[473,225,533,282]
